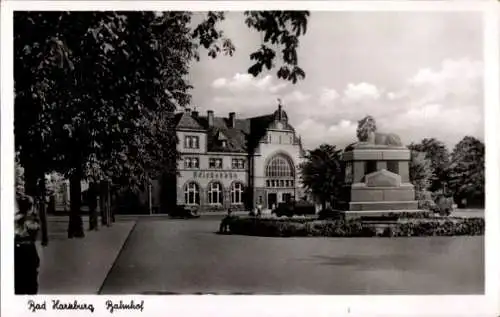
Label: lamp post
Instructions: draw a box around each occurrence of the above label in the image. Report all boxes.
[148,179,153,215]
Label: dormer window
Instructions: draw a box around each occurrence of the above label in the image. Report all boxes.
[216,131,228,148]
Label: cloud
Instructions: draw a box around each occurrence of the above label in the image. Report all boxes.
[283,90,311,103]
[205,58,483,150]
[404,58,482,105]
[295,58,483,149]
[342,82,381,104]
[211,73,288,94]
[296,118,357,149]
[319,88,340,106]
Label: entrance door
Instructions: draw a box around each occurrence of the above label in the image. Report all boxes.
[282,193,292,203]
[268,193,277,210]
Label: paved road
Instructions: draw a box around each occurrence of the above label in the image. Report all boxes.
[99,217,484,295]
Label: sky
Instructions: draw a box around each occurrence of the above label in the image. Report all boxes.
[188,11,484,151]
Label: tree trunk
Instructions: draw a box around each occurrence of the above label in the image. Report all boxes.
[88,182,98,231]
[24,167,38,197]
[68,170,84,238]
[100,181,108,226]
[38,175,49,246]
[102,180,111,227]
[108,184,114,224]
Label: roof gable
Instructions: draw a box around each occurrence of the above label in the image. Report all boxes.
[176,112,204,130]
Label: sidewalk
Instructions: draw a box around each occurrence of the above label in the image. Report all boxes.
[37,216,136,294]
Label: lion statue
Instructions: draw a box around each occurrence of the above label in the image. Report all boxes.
[356,116,403,146]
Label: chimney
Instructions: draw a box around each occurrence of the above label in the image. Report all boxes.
[207,110,214,127]
[191,110,199,119]
[228,112,235,128]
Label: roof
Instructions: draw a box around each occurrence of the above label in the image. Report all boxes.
[175,112,204,130]
[175,106,303,154]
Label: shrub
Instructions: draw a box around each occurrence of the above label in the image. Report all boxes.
[225,216,484,238]
[317,208,344,220]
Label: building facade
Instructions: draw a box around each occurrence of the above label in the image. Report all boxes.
[173,102,306,211]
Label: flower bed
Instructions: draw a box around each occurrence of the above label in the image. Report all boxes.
[226,216,484,238]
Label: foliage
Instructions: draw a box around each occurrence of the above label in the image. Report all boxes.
[244,11,309,83]
[408,138,450,192]
[409,151,433,192]
[14,11,310,235]
[447,136,485,205]
[409,150,436,210]
[15,152,25,196]
[14,10,310,189]
[226,217,484,237]
[317,208,344,220]
[299,144,343,208]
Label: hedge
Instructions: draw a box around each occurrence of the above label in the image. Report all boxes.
[226,217,484,238]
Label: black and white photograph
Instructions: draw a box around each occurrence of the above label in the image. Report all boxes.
[1,1,499,317]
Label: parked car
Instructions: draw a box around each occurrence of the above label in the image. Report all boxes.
[272,200,316,217]
[169,205,200,219]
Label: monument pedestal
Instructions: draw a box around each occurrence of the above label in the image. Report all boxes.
[339,143,421,219]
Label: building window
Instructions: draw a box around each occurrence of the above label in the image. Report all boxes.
[184,182,200,205]
[232,158,245,169]
[266,179,295,188]
[209,158,223,169]
[184,157,199,169]
[208,182,223,205]
[231,182,244,204]
[184,135,200,149]
[221,140,227,148]
[266,154,295,178]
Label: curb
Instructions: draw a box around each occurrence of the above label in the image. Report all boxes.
[97,220,138,294]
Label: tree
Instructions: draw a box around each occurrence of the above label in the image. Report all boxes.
[409,150,435,210]
[408,138,450,192]
[299,144,343,209]
[448,136,485,207]
[409,151,433,193]
[14,11,310,237]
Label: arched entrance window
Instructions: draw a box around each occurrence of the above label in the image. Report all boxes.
[265,153,296,209]
[208,182,223,205]
[184,182,200,205]
[231,182,244,204]
[266,155,295,178]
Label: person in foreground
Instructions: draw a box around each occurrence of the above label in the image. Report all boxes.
[219,208,234,234]
[15,194,41,295]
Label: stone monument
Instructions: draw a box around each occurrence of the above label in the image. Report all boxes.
[338,116,420,218]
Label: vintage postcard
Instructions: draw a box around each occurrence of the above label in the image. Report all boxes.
[1,1,499,317]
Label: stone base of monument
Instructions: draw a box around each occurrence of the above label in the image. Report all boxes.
[338,168,424,221]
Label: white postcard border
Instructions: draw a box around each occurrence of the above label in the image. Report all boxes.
[1,1,498,317]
